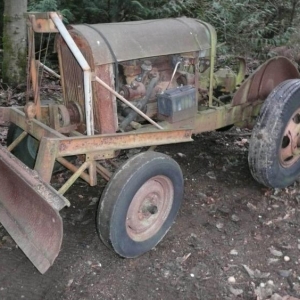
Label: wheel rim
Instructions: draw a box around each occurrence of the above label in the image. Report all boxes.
[126,175,174,242]
[27,136,39,160]
[280,108,300,167]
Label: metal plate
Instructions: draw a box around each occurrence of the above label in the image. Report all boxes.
[70,18,212,65]
[232,57,300,106]
[0,146,64,274]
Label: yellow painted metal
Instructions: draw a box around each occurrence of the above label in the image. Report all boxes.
[58,161,91,195]
[193,101,263,134]
[7,131,28,152]
[196,21,217,107]
[56,157,91,183]
[96,163,112,181]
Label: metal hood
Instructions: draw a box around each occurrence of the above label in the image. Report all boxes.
[68,18,213,65]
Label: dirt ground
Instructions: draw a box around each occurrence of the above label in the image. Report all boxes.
[0,127,300,300]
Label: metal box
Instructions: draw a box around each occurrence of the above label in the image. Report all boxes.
[157,86,197,122]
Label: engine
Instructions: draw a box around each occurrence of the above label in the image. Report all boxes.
[117,55,197,129]
[56,18,241,133]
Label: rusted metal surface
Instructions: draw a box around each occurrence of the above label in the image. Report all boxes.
[96,163,111,181]
[280,108,300,167]
[56,129,192,156]
[95,76,163,130]
[0,145,68,274]
[66,102,83,124]
[49,105,61,130]
[94,64,118,133]
[88,161,98,186]
[232,57,300,106]
[56,35,86,123]
[58,161,91,195]
[57,32,117,133]
[3,12,300,276]
[24,102,37,119]
[28,25,42,120]
[50,12,95,136]
[71,19,212,66]
[126,175,173,242]
[35,137,59,183]
[27,13,61,33]
[8,107,191,156]
[193,101,263,134]
[120,81,146,100]
[57,157,91,183]
[9,107,65,140]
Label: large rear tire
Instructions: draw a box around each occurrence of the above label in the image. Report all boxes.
[97,151,183,258]
[7,123,68,171]
[7,123,39,169]
[249,79,300,188]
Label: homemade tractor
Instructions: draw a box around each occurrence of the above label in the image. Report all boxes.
[0,12,299,274]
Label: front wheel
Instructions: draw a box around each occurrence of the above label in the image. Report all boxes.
[97,151,184,257]
[249,79,300,188]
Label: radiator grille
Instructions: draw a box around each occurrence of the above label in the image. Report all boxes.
[57,34,94,123]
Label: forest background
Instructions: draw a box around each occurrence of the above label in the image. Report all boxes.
[0,0,300,86]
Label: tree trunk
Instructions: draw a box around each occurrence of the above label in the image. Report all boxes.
[2,0,27,86]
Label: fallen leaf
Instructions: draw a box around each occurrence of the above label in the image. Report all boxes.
[229,286,243,296]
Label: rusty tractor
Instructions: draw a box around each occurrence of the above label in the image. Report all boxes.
[0,12,299,273]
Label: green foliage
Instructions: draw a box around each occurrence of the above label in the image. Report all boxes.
[28,0,74,23]
[28,0,58,11]
[11,0,300,58]
[28,0,197,23]
[142,0,197,19]
[197,0,300,57]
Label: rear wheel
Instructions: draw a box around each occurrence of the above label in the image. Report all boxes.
[97,151,183,257]
[7,123,39,169]
[249,79,300,188]
[7,123,69,171]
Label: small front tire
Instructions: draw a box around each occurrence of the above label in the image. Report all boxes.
[97,151,184,258]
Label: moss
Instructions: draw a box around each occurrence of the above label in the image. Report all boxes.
[2,34,26,85]
[17,48,27,80]
[2,33,14,82]
[3,14,12,23]
[2,15,27,85]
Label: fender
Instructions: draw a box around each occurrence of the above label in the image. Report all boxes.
[232,56,300,106]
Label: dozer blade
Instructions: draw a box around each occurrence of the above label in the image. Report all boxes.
[0,145,69,274]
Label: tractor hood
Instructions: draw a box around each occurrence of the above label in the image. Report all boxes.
[67,18,214,65]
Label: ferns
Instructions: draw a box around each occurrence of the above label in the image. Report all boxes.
[28,0,74,23]
[142,0,197,19]
[28,0,58,12]
[198,0,300,57]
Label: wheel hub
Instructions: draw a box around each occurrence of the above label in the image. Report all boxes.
[126,175,174,242]
[280,108,300,167]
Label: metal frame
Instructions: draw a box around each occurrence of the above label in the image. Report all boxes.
[1,11,299,274]
[1,12,295,198]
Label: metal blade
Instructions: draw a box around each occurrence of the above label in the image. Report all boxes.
[0,145,68,274]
